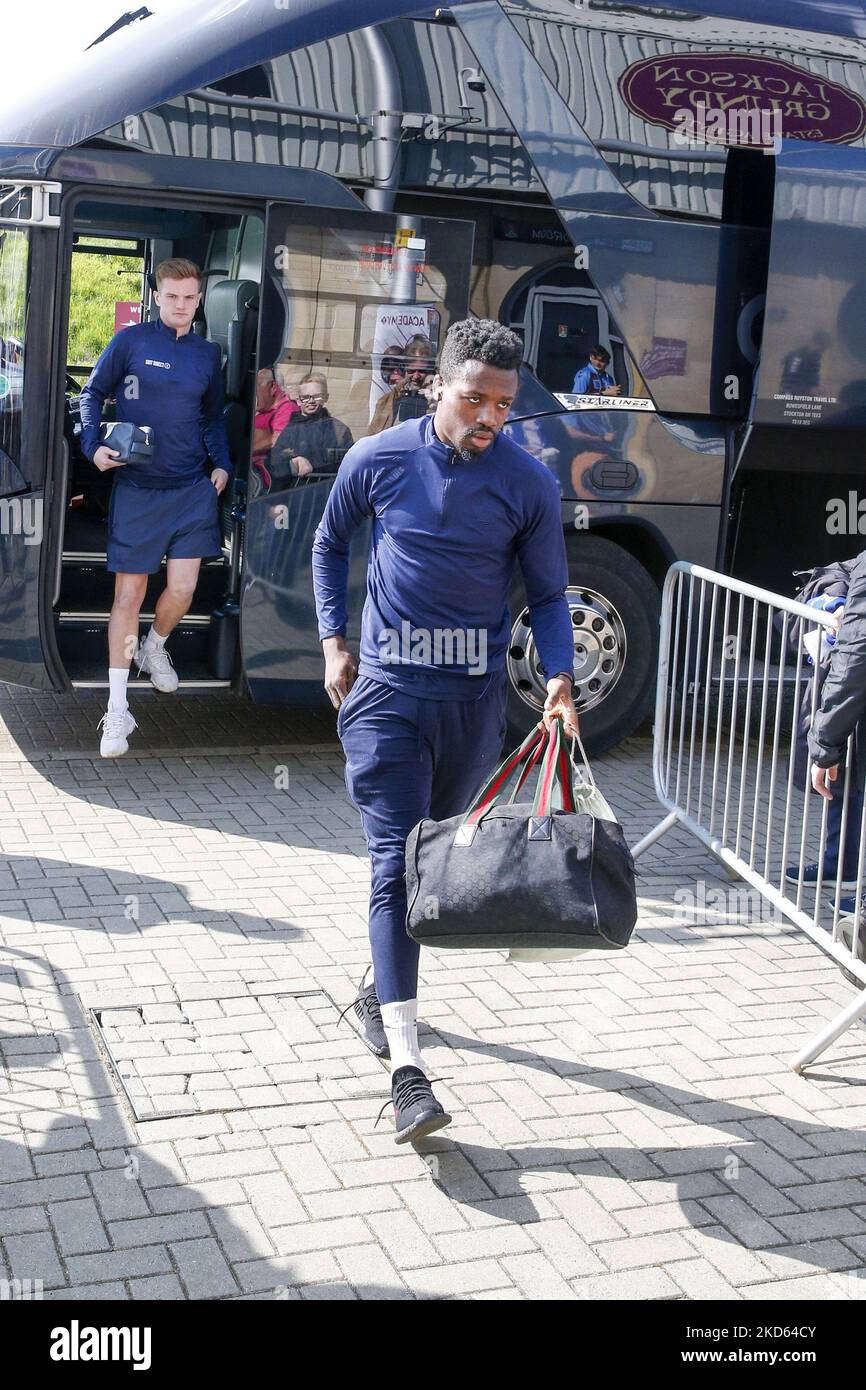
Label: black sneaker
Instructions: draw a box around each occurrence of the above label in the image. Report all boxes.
[387,1065,452,1145]
[338,975,389,1058]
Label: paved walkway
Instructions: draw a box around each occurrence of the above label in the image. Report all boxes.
[2,689,866,1301]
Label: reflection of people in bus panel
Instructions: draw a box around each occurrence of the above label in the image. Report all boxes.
[269,374,354,485]
[253,366,297,459]
[78,258,231,759]
[367,335,436,435]
[780,331,832,396]
[572,345,621,396]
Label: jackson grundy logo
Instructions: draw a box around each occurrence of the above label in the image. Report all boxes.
[619,53,866,146]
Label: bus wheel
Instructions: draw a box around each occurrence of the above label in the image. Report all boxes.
[505,534,660,756]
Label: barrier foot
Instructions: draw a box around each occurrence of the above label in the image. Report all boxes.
[631,810,680,861]
[790,986,866,1073]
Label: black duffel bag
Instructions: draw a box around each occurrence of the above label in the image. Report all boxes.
[405,720,637,951]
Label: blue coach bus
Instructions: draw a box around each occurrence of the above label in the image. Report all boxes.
[2,0,866,751]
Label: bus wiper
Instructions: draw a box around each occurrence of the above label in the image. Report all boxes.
[85,6,153,50]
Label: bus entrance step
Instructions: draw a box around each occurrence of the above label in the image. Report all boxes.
[59,556,226,617]
[55,615,218,684]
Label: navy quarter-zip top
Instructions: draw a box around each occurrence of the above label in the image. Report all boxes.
[312,414,574,699]
[78,317,231,489]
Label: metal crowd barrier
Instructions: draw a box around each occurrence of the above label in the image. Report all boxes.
[631,561,866,1071]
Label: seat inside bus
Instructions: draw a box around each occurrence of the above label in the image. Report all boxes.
[58,201,263,685]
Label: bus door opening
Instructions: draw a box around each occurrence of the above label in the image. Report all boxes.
[57,197,264,688]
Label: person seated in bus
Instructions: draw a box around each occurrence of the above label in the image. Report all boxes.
[253,367,297,458]
[78,257,231,759]
[251,366,299,491]
[572,345,621,397]
[366,335,436,435]
[269,374,354,484]
[380,345,407,391]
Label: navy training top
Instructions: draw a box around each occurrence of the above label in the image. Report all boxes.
[78,317,231,490]
[312,414,574,700]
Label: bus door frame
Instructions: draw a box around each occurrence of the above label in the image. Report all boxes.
[239,199,477,703]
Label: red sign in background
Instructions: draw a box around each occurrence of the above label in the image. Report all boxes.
[114,301,141,332]
[619,53,866,145]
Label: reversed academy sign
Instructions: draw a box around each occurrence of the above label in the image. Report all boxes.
[619,53,866,145]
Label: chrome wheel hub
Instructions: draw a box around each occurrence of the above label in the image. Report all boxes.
[507,585,627,713]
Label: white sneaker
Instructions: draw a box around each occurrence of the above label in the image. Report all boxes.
[98,707,138,758]
[136,640,179,693]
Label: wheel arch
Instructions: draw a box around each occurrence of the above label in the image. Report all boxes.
[568,517,672,590]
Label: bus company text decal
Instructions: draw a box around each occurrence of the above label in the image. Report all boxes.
[619,54,866,145]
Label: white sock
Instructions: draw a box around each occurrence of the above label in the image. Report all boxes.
[108,667,129,714]
[381,999,423,1074]
[145,624,167,650]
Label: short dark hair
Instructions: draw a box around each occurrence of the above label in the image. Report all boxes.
[590,345,611,363]
[438,318,523,381]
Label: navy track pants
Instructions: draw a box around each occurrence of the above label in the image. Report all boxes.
[338,672,509,1004]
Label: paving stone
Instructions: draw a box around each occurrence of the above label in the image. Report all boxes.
[594,1231,695,1272]
[107,1213,210,1247]
[48,1198,109,1256]
[366,1210,441,1270]
[235,1251,341,1293]
[129,1274,187,1299]
[501,1251,578,1300]
[170,1237,239,1299]
[66,1246,173,1283]
[4,1231,65,1288]
[271,1216,370,1257]
[89,1169,151,1221]
[666,1257,742,1300]
[572,1268,682,1301]
[403,1260,514,1299]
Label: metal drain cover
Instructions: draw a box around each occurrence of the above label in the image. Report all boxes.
[91,991,373,1123]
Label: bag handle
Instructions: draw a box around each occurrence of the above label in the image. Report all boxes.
[461,718,584,833]
[532,718,577,817]
[569,731,596,792]
[507,727,547,803]
[462,724,547,828]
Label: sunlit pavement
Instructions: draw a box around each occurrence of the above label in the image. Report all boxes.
[1,688,866,1301]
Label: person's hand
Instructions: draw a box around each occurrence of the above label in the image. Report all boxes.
[831,605,845,632]
[602,385,622,396]
[292,456,313,477]
[92,446,123,472]
[812,762,838,799]
[542,676,579,738]
[210,469,229,495]
[323,637,358,709]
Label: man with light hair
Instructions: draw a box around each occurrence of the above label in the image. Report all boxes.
[79,258,231,756]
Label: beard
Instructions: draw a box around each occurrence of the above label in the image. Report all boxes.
[456,428,496,461]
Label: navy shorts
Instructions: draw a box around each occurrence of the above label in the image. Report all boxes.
[107,477,223,574]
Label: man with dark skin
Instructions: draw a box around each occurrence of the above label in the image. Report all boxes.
[312,318,577,1143]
